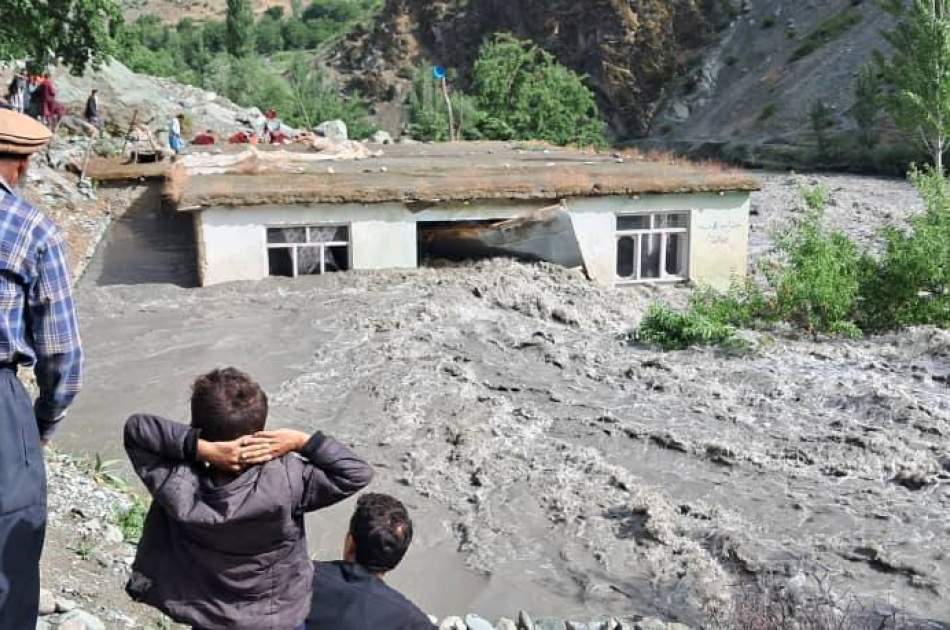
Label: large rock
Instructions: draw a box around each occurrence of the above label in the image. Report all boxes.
[37,588,56,615]
[315,119,348,140]
[57,610,106,630]
[370,129,394,144]
[465,614,494,630]
[36,60,265,139]
[440,617,467,630]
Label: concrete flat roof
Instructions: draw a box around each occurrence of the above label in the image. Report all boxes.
[89,142,760,210]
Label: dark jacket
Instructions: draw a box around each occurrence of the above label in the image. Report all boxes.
[306,561,435,630]
[84,94,98,120]
[124,414,374,630]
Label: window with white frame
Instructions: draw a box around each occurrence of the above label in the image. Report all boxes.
[615,212,689,283]
[266,225,350,277]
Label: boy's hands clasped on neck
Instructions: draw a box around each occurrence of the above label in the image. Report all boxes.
[197,429,312,473]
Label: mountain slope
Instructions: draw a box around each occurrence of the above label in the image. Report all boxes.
[331,0,738,138]
[121,0,292,23]
[650,0,901,166]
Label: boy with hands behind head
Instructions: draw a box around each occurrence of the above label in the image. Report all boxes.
[124,367,373,630]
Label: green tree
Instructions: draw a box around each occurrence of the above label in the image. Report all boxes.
[876,0,950,173]
[472,34,606,146]
[256,13,286,54]
[226,0,255,57]
[853,64,881,149]
[0,0,121,73]
[284,54,374,136]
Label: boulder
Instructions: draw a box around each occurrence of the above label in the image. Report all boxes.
[315,119,348,140]
[370,130,394,144]
[465,614,494,630]
[496,618,518,630]
[37,588,56,615]
[440,617,467,630]
[57,610,105,630]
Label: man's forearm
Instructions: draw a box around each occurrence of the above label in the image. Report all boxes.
[34,348,83,441]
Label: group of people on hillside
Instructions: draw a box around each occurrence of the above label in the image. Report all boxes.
[170,108,294,155]
[0,108,435,629]
[4,67,104,138]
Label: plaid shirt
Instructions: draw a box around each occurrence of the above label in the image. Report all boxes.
[0,177,83,439]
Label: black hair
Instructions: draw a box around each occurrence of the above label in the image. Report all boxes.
[349,494,413,573]
[190,367,268,442]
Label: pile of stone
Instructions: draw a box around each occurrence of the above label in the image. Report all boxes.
[434,613,691,630]
[37,589,106,630]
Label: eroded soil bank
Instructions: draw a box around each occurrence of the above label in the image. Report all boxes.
[62,173,949,625]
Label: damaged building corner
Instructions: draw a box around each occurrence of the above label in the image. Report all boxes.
[86,142,759,289]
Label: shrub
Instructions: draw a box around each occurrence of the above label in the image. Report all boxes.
[472,33,607,146]
[859,166,950,330]
[407,66,483,141]
[636,303,741,351]
[767,193,862,337]
[116,496,149,543]
[689,280,773,329]
[758,103,777,122]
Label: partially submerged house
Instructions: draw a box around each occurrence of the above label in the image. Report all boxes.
[91,142,758,289]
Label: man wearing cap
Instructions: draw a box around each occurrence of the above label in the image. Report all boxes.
[0,110,83,626]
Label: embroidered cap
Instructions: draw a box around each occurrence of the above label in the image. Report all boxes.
[0,109,52,155]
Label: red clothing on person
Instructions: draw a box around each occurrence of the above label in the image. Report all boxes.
[269,130,290,145]
[192,133,215,145]
[40,80,57,120]
[228,131,257,144]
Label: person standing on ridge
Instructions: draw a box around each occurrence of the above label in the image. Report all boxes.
[168,113,184,154]
[0,109,84,628]
[84,89,102,132]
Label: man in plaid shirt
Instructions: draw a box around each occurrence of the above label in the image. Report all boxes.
[0,109,83,627]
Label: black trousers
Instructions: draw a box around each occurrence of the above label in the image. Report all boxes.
[0,367,46,629]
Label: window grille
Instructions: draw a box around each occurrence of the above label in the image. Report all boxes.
[615,213,689,283]
[266,225,351,277]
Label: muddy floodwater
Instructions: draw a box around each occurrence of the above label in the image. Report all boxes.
[64,174,949,625]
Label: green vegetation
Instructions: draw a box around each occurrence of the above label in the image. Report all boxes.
[88,453,128,490]
[758,103,778,122]
[876,0,950,173]
[116,496,149,543]
[636,303,741,351]
[791,9,863,62]
[859,166,950,330]
[113,2,380,133]
[636,173,949,350]
[407,67,481,141]
[0,0,121,73]
[408,34,607,146]
[226,0,256,57]
[73,536,94,560]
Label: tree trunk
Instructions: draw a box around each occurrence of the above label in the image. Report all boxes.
[937,136,945,175]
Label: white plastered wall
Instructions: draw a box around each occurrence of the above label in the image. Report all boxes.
[565,192,750,289]
[195,202,415,286]
[193,192,750,289]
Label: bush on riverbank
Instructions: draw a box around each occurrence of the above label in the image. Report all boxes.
[637,171,949,350]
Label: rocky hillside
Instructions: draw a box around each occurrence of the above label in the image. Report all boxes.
[331,0,908,168]
[651,0,902,167]
[121,0,293,23]
[331,0,739,138]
